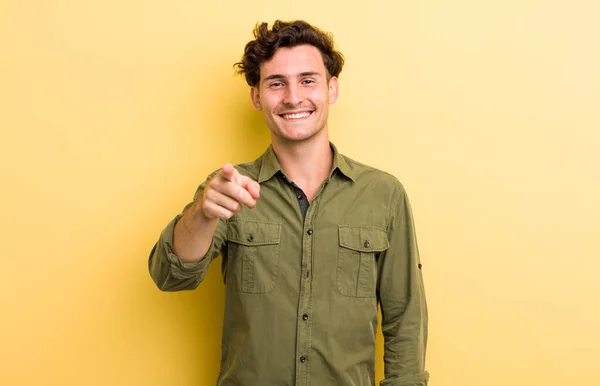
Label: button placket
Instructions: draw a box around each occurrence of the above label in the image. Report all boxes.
[296,206,315,384]
[294,176,332,386]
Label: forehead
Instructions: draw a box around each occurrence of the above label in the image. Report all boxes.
[260,45,327,79]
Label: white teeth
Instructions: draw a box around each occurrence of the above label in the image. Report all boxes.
[282,112,311,119]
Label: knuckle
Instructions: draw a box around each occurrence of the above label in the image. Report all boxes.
[214,183,229,197]
[202,205,216,219]
[238,189,248,202]
[203,189,216,203]
[204,183,216,196]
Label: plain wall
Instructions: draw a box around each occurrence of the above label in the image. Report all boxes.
[1,0,599,385]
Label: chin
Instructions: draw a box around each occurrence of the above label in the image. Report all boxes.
[282,128,323,143]
[267,120,325,143]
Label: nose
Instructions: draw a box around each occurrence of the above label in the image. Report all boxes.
[282,83,303,106]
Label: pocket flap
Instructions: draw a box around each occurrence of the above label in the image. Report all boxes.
[339,226,389,252]
[227,221,282,246]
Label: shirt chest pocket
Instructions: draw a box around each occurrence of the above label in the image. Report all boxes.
[227,221,282,294]
[337,226,390,298]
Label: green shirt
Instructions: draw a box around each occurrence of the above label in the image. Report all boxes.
[148,144,429,386]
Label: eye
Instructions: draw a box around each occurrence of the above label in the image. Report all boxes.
[269,82,283,88]
[302,79,315,85]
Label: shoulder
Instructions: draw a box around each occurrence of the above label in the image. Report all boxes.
[234,160,260,179]
[340,153,406,195]
[232,153,265,180]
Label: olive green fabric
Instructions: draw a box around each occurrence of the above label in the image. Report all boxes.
[148,144,429,386]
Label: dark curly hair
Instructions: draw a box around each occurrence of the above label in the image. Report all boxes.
[234,20,345,87]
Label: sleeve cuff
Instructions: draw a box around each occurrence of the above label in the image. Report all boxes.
[380,371,430,386]
[158,215,215,279]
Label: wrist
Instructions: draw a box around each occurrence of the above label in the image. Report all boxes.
[186,201,218,225]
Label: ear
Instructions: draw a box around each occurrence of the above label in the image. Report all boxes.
[250,87,262,110]
[328,76,339,104]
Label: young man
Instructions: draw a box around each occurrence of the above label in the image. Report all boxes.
[149,20,429,386]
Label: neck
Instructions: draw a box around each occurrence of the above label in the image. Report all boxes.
[271,132,333,200]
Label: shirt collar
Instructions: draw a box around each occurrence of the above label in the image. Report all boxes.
[331,142,356,182]
[257,142,356,183]
[257,145,281,183]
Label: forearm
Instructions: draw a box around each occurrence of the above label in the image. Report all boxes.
[379,183,429,385]
[380,297,429,386]
[173,202,220,263]
[148,168,234,291]
[148,214,216,292]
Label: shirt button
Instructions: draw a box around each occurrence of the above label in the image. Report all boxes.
[307,229,313,235]
[302,314,309,321]
[364,240,370,248]
[297,193,302,200]
[247,235,254,242]
[300,356,307,363]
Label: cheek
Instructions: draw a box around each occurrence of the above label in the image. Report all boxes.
[310,89,329,104]
[262,95,282,112]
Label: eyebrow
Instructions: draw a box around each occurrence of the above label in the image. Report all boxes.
[262,72,323,83]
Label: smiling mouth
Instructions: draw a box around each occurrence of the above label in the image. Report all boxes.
[279,111,313,120]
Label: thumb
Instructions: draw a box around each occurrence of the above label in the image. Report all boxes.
[241,177,261,199]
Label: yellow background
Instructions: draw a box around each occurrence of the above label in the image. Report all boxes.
[1,0,599,385]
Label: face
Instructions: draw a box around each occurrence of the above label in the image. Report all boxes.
[250,44,338,145]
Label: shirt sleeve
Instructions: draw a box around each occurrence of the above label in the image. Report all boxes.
[148,171,227,292]
[378,183,430,386]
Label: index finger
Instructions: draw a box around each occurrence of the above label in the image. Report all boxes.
[219,163,237,182]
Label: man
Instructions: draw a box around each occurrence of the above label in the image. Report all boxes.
[148,20,429,386]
